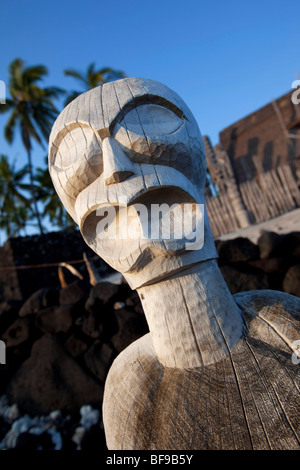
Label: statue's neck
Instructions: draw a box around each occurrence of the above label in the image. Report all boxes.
[137,259,244,369]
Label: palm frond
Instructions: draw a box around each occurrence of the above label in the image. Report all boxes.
[4,109,19,143]
[0,99,14,113]
[64,90,81,106]
[23,65,48,84]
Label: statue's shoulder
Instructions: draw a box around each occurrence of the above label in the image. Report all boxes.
[103,333,164,449]
[108,332,159,373]
[104,332,162,399]
[234,289,300,350]
[234,289,300,320]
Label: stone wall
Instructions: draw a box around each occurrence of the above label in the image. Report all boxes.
[0,229,113,303]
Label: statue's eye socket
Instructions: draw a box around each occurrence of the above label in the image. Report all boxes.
[54,127,102,170]
[118,104,183,137]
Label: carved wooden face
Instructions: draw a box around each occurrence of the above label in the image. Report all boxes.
[49,78,216,287]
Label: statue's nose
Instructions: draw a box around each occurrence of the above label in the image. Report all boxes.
[103,137,135,186]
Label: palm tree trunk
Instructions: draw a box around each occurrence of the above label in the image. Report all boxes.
[27,149,44,235]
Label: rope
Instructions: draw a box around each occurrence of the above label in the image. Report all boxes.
[0,255,99,271]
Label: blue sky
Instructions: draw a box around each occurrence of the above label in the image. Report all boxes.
[1,0,299,170]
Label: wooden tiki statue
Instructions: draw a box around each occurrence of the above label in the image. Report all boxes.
[49,78,300,450]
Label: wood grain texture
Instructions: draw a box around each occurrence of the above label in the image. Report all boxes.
[103,290,300,450]
[138,260,243,369]
[48,78,300,450]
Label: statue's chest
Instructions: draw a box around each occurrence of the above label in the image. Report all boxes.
[146,333,299,449]
[104,322,300,450]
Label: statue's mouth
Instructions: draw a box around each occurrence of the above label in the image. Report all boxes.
[81,185,198,246]
[128,186,195,206]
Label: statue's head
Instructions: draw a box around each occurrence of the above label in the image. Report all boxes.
[48,78,217,288]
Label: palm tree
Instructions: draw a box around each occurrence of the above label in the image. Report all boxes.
[0,154,33,238]
[35,157,76,230]
[63,62,125,105]
[0,58,65,234]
